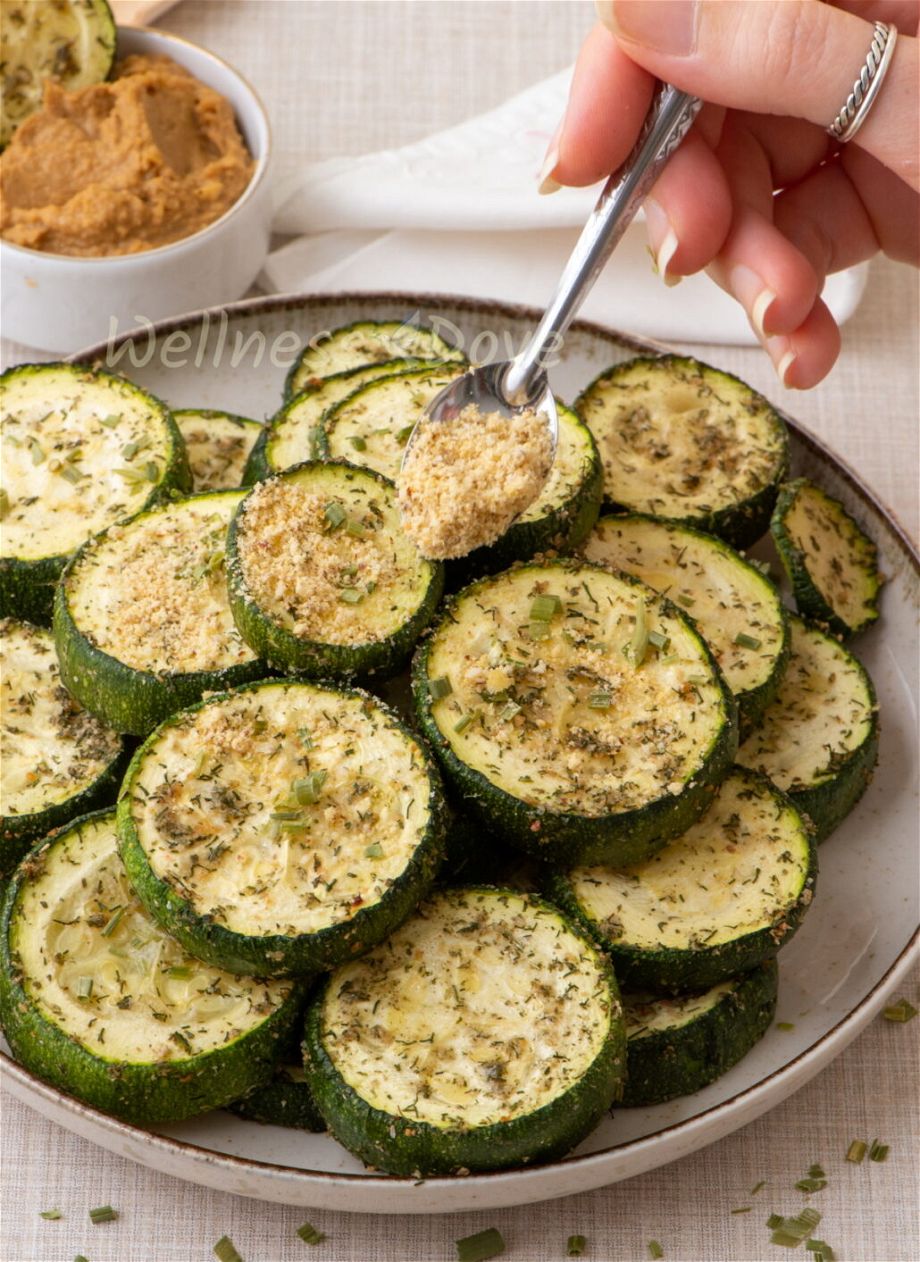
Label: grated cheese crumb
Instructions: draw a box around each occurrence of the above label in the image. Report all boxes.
[397,405,552,558]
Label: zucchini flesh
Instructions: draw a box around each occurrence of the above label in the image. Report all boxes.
[739,615,879,841]
[0,363,191,624]
[117,678,447,976]
[582,513,789,732]
[304,887,625,1174]
[575,355,788,548]
[173,410,262,492]
[771,478,881,638]
[285,321,463,398]
[1,0,116,148]
[0,810,304,1125]
[0,618,125,875]
[622,961,778,1106]
[254,360,424,480]
[54,491,263,736]
[551,766,816,991]
[227,461,443,680]
[413,559,737,867]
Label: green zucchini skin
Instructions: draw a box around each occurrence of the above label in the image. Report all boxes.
[771,479,881,639]
[739,616,879,842]
[227,462,444,683]
[227,1066,326,1131]
[284,321,464,400]
[621,961,778,1107]
[546,768,817,993]
[116,679,449,977]
[303,887,626,1175]
[0,363,191,625]
[53,492,268,736]
[575,355,789,550]
[413,560,738,869]
[0,810,307,1126]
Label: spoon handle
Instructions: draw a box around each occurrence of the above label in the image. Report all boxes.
[503,84,702,401]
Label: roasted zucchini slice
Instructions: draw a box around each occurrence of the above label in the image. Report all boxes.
[285,320,463,398]
[304,886,625,1175]
[173,409,262,492]
[0,619,125,876]
[117,679,447,977]
[771,478,881,638]
[228,1064,326,1131]
[582,513,789,732]
[0,810,305,1125]
[622,960,778,1106]
[548,766,816,992]
[739,615,879,841]
[575,355,788,548]
[1,0,116,148]
[227,461,443,681]
[248,360,427,482]
[413,559,738,867]
[323,376,602,578]
[54,491,265,736]
[0,363,191,624]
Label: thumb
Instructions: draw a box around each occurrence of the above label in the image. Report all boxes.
[596,0,918,184]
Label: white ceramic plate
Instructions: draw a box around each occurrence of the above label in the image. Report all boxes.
[2,292,917,1214]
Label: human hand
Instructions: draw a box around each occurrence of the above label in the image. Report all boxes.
[540,1,919,387]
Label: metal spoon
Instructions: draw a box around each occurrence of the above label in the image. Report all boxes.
[403,84,702,465]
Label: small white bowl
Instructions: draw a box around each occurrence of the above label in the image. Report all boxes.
[0,27,273,353]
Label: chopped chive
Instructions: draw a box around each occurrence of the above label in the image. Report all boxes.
[323,501,346,530]
[365,843,384,859]
[29,437,45,465]
[100,907,124,938]
[345,518,367,538]
[795,1178,827,1193]
[868,1139,889,1162]
[500,701,521,721]
[629,597,648,666]
[734,632,762,650]
[808,1164,825,1179]
[530,593,562,621]
[214,1237,243,1262]
[0,488,9,518]
[143,462,159,482]
[39,1209,62,1219]
[647,1242,664,1260]
[647,630,670,652]
[528,620,551,641]
[59,462,87,484]
[339,587,363,604]
[806,1242,834,1261]
[566,1236,586,1256]
[89,1205,118,1224]
[771,1230,804,1247]
[846,1139,867,1163]
[731,1207,752,1214]
[293,771,327,805]
[456,1227,505,1262]
[776,1021,795,1031]
[428,675,452,701]
[75,1256,90,1262]
[121,441,139,460]
[766,1215,784,1229]
[396,424,415,445]
[349,435,367,452]
[453,713,473,734]
[750,1181,766,1195]
[115,466,144,483]
[296,1222,326,1245]
[882,997,918,1022]
[298,728,313,748]
[270,809,303,822]
[167,966,192,979]
[676,593,694,607]
[587,692,612,710]
[99,413,121,428]
[76,976,93,1000]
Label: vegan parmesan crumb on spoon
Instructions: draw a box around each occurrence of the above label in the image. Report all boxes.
[397,402,554,559]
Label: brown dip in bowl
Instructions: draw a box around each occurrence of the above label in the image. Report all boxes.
[0,54,254,257]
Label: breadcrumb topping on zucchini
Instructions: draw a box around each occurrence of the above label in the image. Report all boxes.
[398,406,553,558]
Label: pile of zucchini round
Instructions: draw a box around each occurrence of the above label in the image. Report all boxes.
[0,337,883,1173]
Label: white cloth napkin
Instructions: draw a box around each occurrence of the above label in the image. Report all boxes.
[262,69,868,345]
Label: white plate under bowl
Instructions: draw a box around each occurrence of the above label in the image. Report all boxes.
[2,292,917,1214]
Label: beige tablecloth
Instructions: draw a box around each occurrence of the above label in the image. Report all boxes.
[1,5,917,1260]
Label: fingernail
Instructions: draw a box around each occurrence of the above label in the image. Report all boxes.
[763,334,797,388]
[645,199,680,284]
[729,264,776,339]
[601,0,699,56]
[538,121,563,195]
[775,348,797,388]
